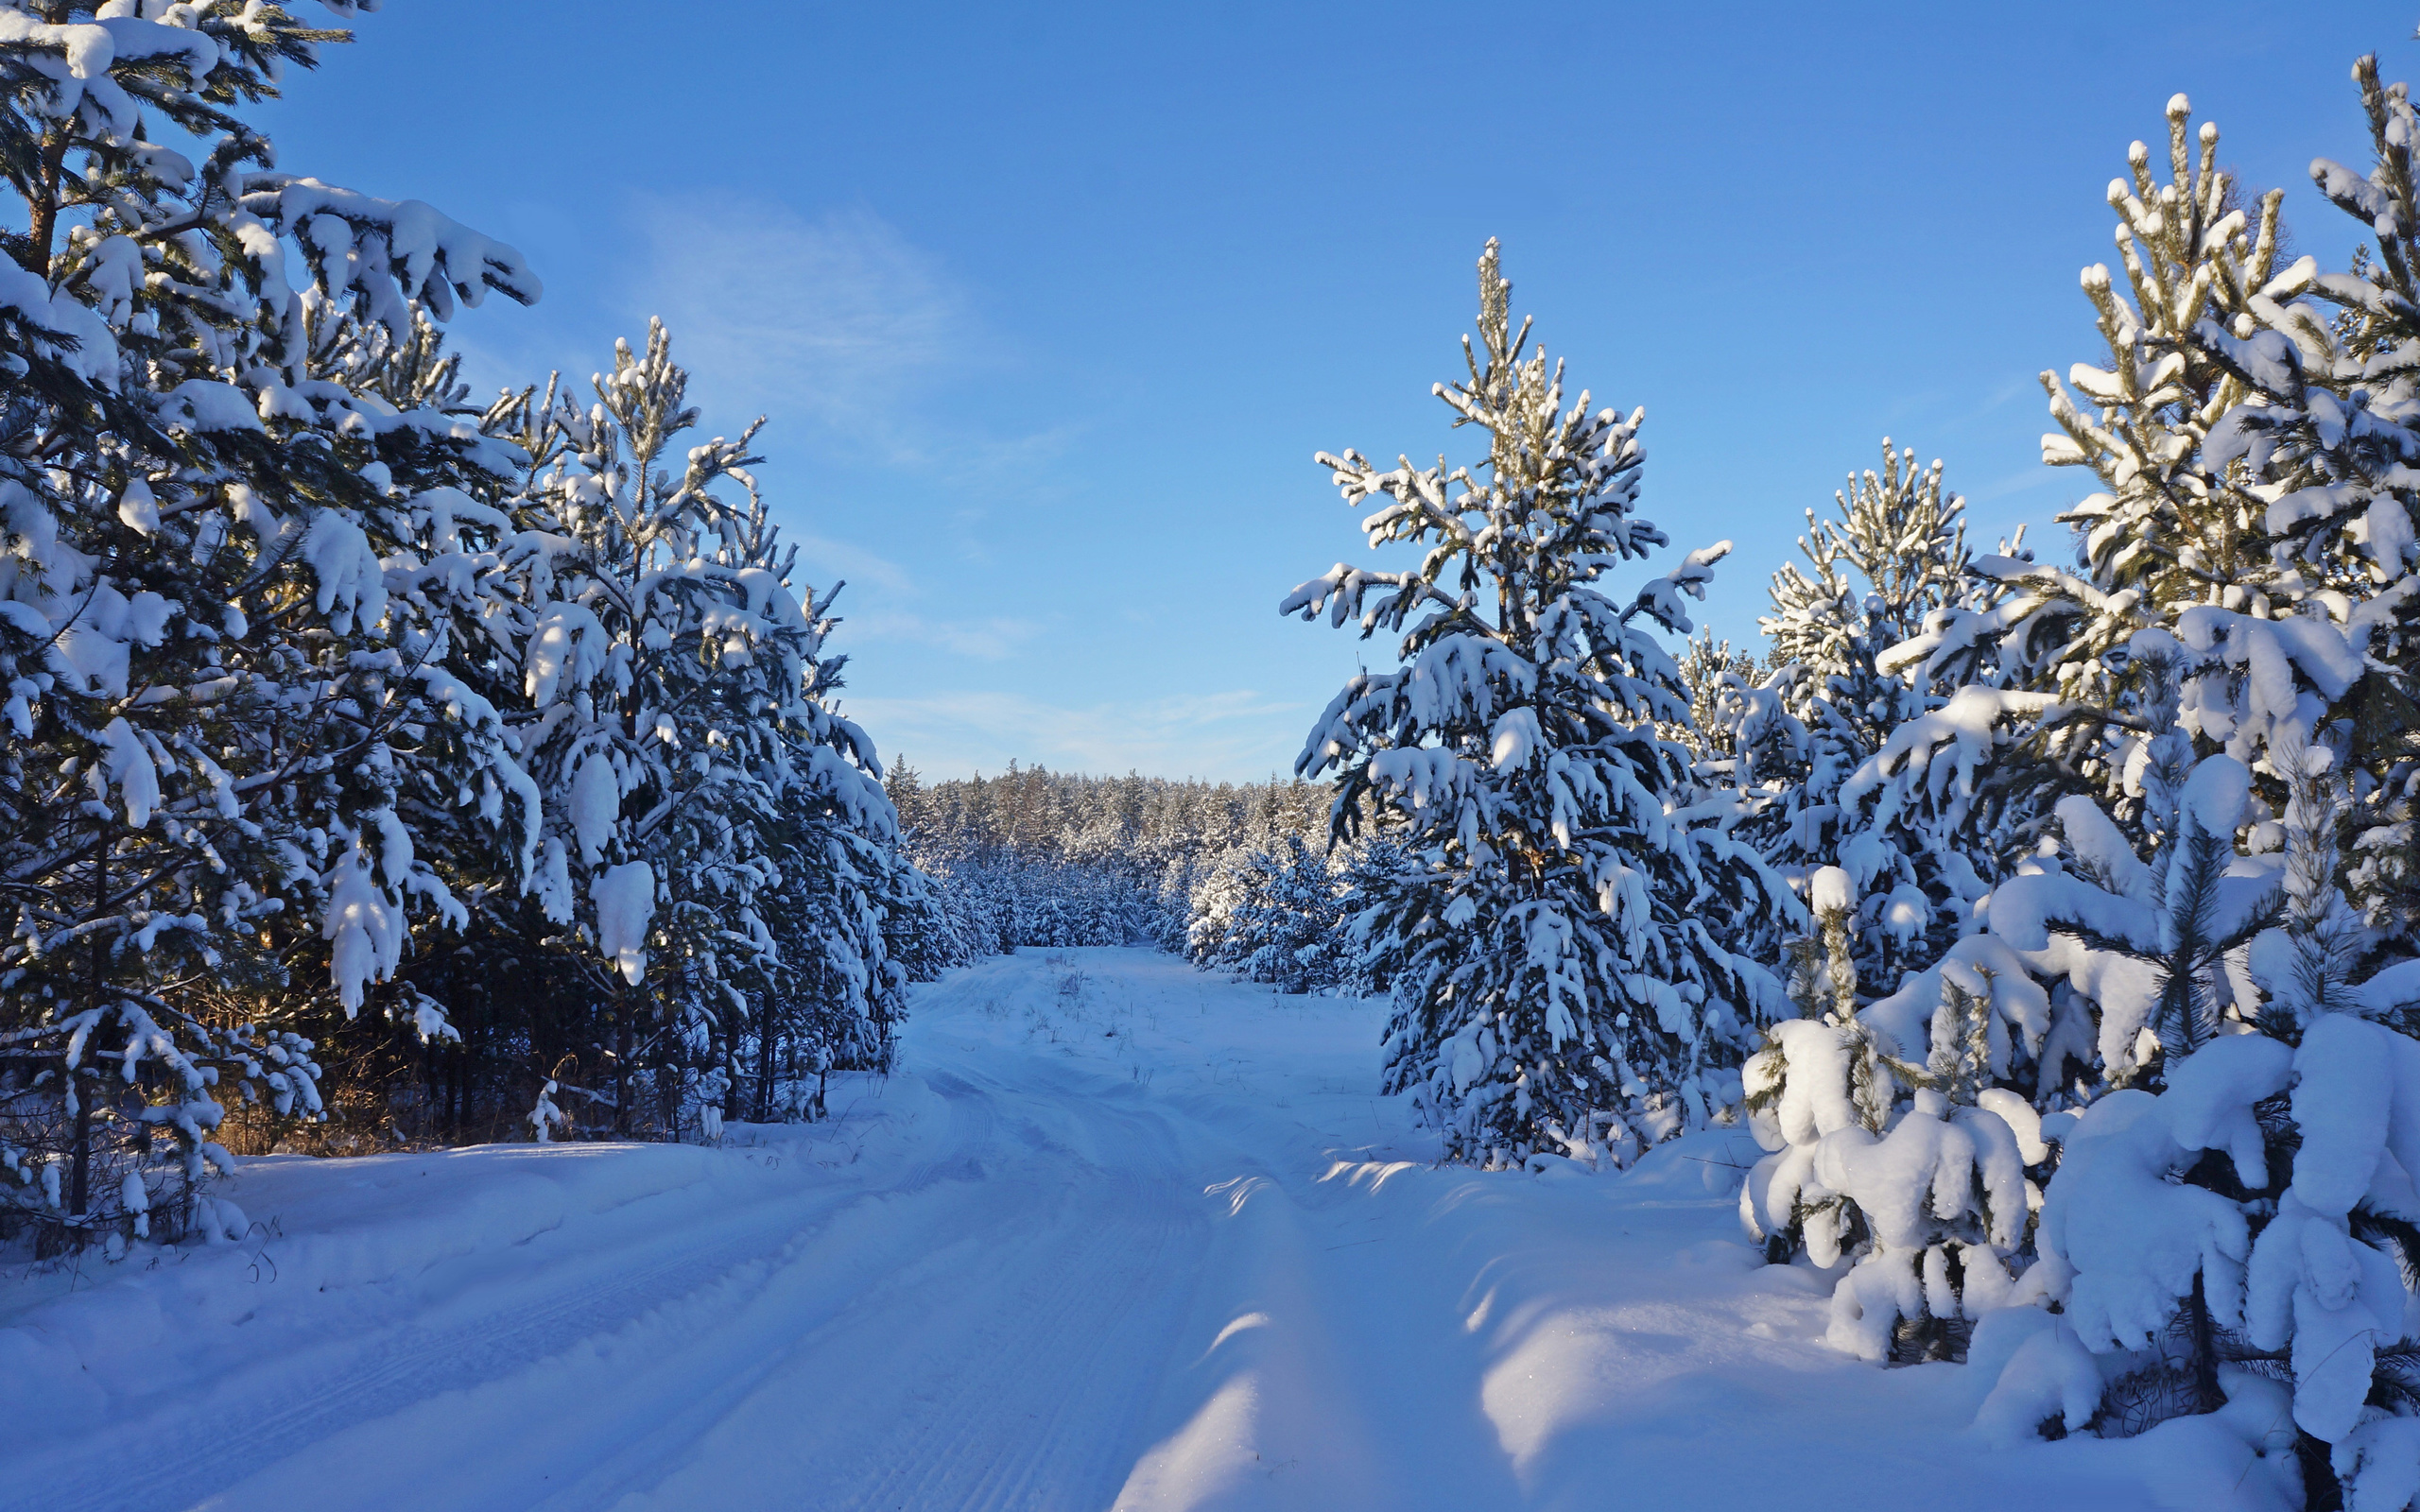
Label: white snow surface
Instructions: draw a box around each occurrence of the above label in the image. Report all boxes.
[0,951,2225,1510]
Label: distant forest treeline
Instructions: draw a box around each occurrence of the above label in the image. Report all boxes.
[884,762,1370,971]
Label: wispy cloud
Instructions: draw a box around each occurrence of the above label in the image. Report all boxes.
[784,531,918,596]
[842,610,1040,662]
[617,195,1082,487]
[1952,374,2041,427]
[839,688,1307,782]
[623,198,968,449]
[779,525,1035,659]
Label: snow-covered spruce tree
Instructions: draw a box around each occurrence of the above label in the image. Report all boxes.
[0,2,541,1246]
[474,322,901,1133]
[1284,241,1796,1168]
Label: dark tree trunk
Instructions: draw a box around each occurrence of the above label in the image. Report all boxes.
[68,819,109,1224]
[18,129,69,276]
[613,988,631,1137]
[2187,1269,2221,1414]
[754,989,778,1124]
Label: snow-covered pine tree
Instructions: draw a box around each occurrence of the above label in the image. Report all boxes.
[1332,833,1409,999]
[1284,240,1796,1168]
[1186,833,1348,994]
[893,762,1254,957]
[1963,739,2420,1507]
[1950,67,2420,1506]
[735,799,908,1121]
[1740,868,2046,1363]
[1666,632,1760,759]
[1947,92,2322,843]
[1184,846,1258,969]
[1747,441,2019,994]
[0,1,540,1246]
[2187,53,2420,955]
[873,765,969,985]
[1870,75,2420,1091]
[1754,93,2351,1159]
[1766,443,1970,751]
[475,322,901,1132]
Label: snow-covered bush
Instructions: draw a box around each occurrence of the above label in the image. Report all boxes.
[1741,868,2050,1361]
[1955,739,2420,1505]
[1284,241,1796,1167]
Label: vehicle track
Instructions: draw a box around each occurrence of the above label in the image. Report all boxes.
[8,1075,1009,1512]
[8,958,1407,1512]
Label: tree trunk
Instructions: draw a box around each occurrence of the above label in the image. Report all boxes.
[754,990,777,1123]
[68,817,108,1224]
[17,129,69,276]
[721,1016,741,1132]
[613,988,631,1137]
[2187,1268,2221,1414]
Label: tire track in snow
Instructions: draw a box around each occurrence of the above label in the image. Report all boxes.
[8,1075,1006,1512]
[588,1057,1211,1512]
[821,1166,1196,1508]
[12,953,1453,1512]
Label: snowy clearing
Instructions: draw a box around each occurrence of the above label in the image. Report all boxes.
[4,949,2216,1510]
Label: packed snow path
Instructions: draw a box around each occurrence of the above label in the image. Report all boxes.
[6,951,2210,1510]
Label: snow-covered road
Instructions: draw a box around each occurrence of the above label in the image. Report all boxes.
[3,950,2197,1510]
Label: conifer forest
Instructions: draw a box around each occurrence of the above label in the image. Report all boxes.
[12,5,2420,1510]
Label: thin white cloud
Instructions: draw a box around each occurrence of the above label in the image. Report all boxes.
[784,531,918,596]
[843,610,1039,662]
[839,688,1308,783]
[1952,374,2039,426]
[624,198,968,449]
[618,194,1085,491]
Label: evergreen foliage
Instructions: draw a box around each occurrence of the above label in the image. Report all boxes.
[1731,68,2420,1509]
[1284,241,1795,1168]
[1186,833,1350,993]
[890,761,1334,957]
[0,0,544,1248]
[19,16,2420,1508]
[0,7,921,1244]
[1728,442,2025,996]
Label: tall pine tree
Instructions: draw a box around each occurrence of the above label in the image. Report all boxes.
[1285,241,1794,1168]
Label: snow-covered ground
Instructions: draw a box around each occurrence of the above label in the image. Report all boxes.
[3,949,2215,1510]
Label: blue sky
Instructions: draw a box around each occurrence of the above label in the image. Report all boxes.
[259,2,2412,782]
